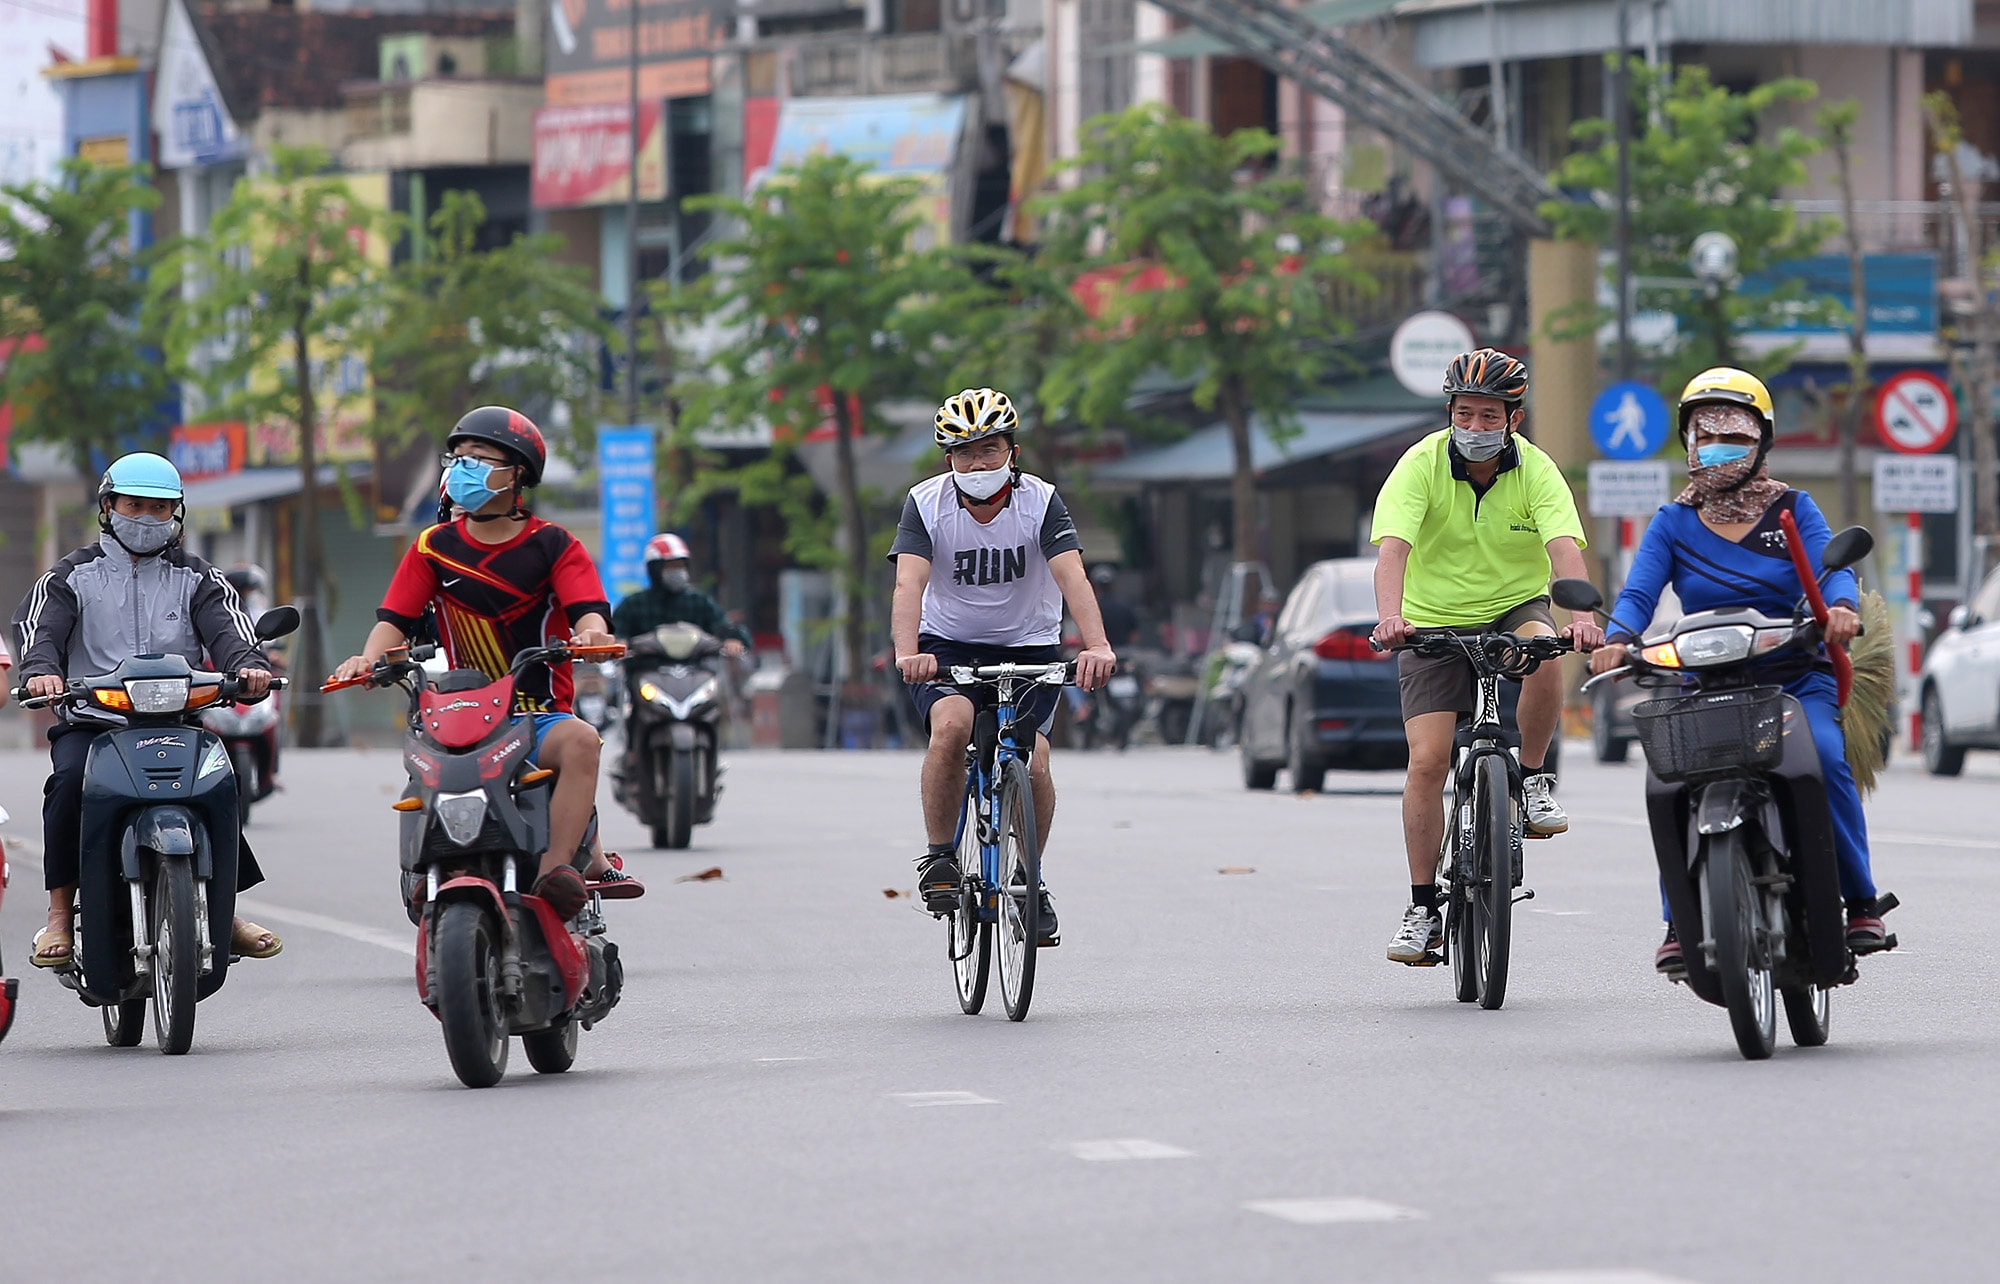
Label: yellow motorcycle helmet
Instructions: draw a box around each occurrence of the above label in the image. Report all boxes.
[1677,367,1774,449]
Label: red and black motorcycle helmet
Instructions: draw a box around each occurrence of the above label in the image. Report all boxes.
[446,406,548,487]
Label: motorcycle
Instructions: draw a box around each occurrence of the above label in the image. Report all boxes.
[1076,658,1144,751]
[572,658,621,734]
[14,606,298,1054]
[1143,651,1201,746]
[1558,518,1898,1061]
[200,683,282,826]
[1,805,16,1045]
[323,638,633,1088]
[617,622,725,850]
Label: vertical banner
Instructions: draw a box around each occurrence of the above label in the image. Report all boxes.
[598,425,656,600]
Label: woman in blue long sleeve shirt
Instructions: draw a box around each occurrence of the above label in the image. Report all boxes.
[1588,368,1886,975]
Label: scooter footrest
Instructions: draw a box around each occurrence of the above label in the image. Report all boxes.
[1850,933,1897,956]
[1875,892,1900,914]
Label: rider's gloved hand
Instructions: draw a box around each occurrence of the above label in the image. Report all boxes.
[534,865,588,919]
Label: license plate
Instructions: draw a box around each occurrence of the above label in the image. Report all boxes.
[1108,676,1139,697]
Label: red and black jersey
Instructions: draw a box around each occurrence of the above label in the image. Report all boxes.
[378,517,611,714]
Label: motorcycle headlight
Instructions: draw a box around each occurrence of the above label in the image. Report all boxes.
[434,791,488,846]
[126,677,191,713]
[1675,626,1754,668]
[640,681,666,705]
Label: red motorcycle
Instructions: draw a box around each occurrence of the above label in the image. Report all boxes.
[324,640,633,1088]
[2,804,17,1044]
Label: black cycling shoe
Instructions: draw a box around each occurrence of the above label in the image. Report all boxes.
[917,852,962,913]
[1036,888,1060,947]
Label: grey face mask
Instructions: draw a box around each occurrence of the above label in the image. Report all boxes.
[660,568,691,592]
[1451,427,1508,462]
[110,512,177,556]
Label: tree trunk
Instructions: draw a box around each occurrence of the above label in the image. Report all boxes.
[1221,375,1259,623]
[830,391,871,683]
[1833,121,1868,528]
[1942,146,2000,535]
[291,290,329,748]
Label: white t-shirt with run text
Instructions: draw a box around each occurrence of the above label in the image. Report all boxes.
[888,471,1083,647]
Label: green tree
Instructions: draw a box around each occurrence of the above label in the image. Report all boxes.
[664,152,968,678]
[1036,104,1377,572]
[1818,99,1870,527]
[942,248,1092,484]
[1545,61,1838,396]
[0,159,168,471]
[148,144,389,747]
[372,190,610,456]
[1923,91,2000,537]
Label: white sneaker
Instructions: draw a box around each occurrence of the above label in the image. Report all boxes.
[1524,772,1567,834]
[1386,904,1443,963]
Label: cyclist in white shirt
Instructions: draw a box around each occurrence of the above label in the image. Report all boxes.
[890,388,1117,945]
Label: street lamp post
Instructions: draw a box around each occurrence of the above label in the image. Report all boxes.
[1613,0,1631,382]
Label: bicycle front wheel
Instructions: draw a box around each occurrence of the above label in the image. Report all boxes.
[994,758,1041,1022]
[950,799,991,1015]
[1472,753,1513,1010]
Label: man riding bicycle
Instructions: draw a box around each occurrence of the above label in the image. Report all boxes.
[1369,349,1602,965]
[890,388,1116,946]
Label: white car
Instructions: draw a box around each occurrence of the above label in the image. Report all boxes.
[1917,565,2000,775]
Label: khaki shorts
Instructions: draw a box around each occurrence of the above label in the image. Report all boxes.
[1397,596,1557,720]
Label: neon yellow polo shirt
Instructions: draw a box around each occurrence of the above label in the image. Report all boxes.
[1369,428,1587,627]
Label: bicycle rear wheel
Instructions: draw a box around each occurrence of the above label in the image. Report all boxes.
[949,799,991,1014]
[994,758,1040,1021]
[1472,753,1513,1010]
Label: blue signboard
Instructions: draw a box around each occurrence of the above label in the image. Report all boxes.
[597,426,656,601]
[1589,381,1670,460]
[1740,253,1938,336]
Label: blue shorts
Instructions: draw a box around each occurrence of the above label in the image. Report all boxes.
[516,711,577,764]
[907,635,1063,738]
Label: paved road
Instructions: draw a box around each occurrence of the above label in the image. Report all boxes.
[1,737,1994,1283]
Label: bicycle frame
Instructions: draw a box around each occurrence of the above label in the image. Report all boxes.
[949,666,1049,927]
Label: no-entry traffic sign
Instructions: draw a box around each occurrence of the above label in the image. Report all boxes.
[1875,371,1956,455]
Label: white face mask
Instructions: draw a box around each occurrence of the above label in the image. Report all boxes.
[953,464,1011,501]
[1451,427,1508,462]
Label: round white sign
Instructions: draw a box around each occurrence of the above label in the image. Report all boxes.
[1390,311,1478,399]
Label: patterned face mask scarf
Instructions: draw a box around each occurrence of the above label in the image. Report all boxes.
[1676,404,1787,523]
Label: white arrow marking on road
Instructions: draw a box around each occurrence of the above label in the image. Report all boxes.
[1066,1138,1193,1161]
[891,1091,997,1107]
[1504,1264,1704,1272]
[1243,1198,1426,1224]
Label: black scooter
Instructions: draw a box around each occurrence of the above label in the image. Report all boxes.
[615,623,725,849]
[1559,521,1897,1061]
[15,606,298,1053]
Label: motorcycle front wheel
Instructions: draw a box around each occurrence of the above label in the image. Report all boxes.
[1701,831,1776,1060]
[658,749,695,849]
[151,860,199,1055]
[434,901,510,1087]
[230,745,256,827]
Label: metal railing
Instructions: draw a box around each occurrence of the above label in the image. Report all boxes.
[785,29,1037,97]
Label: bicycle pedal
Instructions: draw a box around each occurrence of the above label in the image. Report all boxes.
[1522,830,1555,841]
[1403,951,1445,968]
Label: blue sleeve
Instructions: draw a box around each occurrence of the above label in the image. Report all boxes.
[1605,507,1678,643]
[1791,491,1857,610]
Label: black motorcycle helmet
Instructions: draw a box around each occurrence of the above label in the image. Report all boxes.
[447,406,548,487]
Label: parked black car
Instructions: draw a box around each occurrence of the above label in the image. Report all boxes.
[1237,557,1558,792]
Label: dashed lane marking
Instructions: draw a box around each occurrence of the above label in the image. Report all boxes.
[1494,1272,1704,1284]
[1065,1138,1193,1161]
[1243,1198,1426,1225]
[891,1091,997,1107]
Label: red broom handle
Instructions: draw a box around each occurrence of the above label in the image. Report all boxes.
[1780,507,1851,707]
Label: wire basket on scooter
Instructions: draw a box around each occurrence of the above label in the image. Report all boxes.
[1630,686,1785,782]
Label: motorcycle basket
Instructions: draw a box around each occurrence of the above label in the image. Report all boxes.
[1630,685,1785,783]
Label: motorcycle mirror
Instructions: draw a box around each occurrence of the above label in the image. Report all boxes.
[1821,526,1873,572]
[255,605,301,641]
[1549,578,1604,614]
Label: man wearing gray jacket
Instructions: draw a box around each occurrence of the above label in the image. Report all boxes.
[12,452,282,969]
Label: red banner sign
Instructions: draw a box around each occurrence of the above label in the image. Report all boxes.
[168,421,247,482]
[532,102,667,209]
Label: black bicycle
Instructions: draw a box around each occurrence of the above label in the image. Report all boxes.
[1377,630,1573,1009]
[939,661,1073,1022]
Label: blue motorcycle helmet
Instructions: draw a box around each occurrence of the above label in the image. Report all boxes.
[97,452,187,556]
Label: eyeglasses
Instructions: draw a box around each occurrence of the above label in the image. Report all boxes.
[440,451,515,471]
[951,440,1013,464]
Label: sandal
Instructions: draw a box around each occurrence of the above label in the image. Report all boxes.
[231,918,283,959]
[32,923,74,968]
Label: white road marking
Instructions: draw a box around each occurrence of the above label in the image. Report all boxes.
[891,1090,997,1107]
[755,1056,815,1063]
[1572,810,1996,853]
[1065,1138,1192,1161]
[235,897,416,959]
[1504,1264,1704,1272]
[1243,1197,1426,1225]
[1528,908,1591,916]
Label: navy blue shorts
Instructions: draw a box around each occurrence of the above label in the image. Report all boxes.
[907,635,1063,738]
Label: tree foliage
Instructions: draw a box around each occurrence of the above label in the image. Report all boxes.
[0,158,168,470]
[1035,104,1378,570]
[940,247,1092,484]
[372,190,610,455]
[1544,61,1838,395]
[664,152,969,676]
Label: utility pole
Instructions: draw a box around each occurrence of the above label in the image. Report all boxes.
[1613,0,1631,382]
[623,0,640,428]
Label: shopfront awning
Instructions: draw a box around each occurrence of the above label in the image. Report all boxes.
[1090,409,1431,484]
[182,464,366,512]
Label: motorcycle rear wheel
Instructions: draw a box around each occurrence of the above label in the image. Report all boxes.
[435,901,510,1088]
[522,1017,579,1074]
[1702,831,1776,1061]
[102,997,146,1047]
[1781,983,1832,1048]
[151,859,199,1055]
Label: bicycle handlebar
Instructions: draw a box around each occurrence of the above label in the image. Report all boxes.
[946,661,1076,687]
[1369,630,1574,678]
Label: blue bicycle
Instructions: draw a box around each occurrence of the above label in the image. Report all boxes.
[944,661,1072,1021]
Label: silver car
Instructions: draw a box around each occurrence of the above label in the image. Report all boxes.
[1917,565,2000,775]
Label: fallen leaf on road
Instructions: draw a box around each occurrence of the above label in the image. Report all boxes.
[1296,791,1318,798]
[1218,866,1256,875]
[675,867,725,883]
[883,888,908,899]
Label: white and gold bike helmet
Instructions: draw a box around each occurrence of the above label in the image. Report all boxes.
[933,387,1021,450]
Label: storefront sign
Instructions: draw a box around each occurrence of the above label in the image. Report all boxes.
[544,0,730,105]
[769,94,967,177]
[598,425,656,600]
[532,102,667,208]
[1741,253,1938,338]
[168,421,247,481]
[153,0,243,168]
